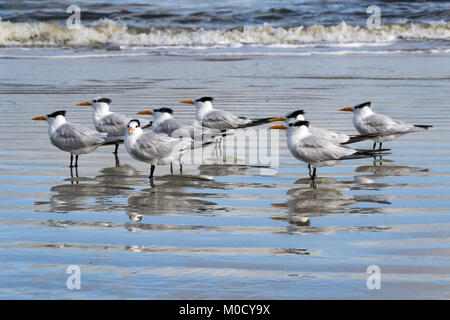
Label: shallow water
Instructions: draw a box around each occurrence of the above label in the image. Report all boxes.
[0,0,449,55]
[0,53,449,299]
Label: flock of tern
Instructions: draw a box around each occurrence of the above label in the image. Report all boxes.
[32,97,432,187]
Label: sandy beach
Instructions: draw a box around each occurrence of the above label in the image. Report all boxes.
[1,0,450,300]
[1,51,449,299]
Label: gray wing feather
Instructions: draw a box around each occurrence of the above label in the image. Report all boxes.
[203,110,250,129]
[97,113,129,136]
[132,132,188,161]
[360,114,413,134]
[294,135,355,162]
[53,123,106,151]
[156,118,194,138]
[309,126,349,144]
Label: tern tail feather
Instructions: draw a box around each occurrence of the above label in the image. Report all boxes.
[413,125,433,129]
[341,133,380,145]
[238,117,277,129]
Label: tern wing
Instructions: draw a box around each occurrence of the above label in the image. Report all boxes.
[294,135,356,162]
[202,110,250,129]
[360,113,414,135]
[53,122,107,150]
[309,126,350,144]
[156,118,194,138]
[133,132,187,160]
[97,113,129,136]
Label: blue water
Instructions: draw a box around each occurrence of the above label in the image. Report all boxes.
[0,1,449,300]
[0,0,448,56]
[1,0,448,27]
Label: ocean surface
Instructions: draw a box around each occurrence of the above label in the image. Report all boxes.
[0,0,449,57]
[0,1,449,299]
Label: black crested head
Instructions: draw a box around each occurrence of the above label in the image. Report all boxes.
[128,119,141,128]
[154,107,173,114]
[93,97,112,104]
[289,120,309,127]
[47,110,66,118]
[195,97,214,103]
[354,101,371,109]
[286,110,305,119]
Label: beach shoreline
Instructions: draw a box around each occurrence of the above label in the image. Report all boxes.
[1,51,449,299]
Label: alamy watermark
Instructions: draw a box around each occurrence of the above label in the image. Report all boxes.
[176,121,281,175]
[367,5,381,29]
[66,4,81,29]
[66,265,81,290]
[366,265,381,290]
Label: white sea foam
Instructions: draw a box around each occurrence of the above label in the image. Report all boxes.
[0,19,449,48]
[1,48,449,60]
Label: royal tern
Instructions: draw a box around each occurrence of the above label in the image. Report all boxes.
[32,110,107,167]
[340,101,433,149]
[76,97,129,155]
[124,119,197,179]
[137,107,217,170]
[269,120,383,187]
[279,109,376,145]
[179,97,281,131]
[137,107,202,139]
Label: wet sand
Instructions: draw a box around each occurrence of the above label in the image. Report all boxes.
[0,53,449,299]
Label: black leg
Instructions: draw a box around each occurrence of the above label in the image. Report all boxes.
[170,162,173,175]
[70,154,73,168]
[75,155,79,168]
[373,142,377,150]
[379,142,382,150]
[114,144,119,155]
[70,166,74,184]
[114,153,120,167]
[179,162,183,173]
[75,166,79,184]
[310,167,317,189]
[149,165,155,179]
[308,164,311,176]
[70,166,79,184]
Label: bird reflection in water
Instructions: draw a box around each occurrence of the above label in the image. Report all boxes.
[69,166,79,184]
[126,178,218,218]
[271,175,391,234]
[34,165,138,213]
[34,163,221,228]
[350,157,429,188]
[273,181,389,215]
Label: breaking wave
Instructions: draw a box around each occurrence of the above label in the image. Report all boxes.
[0,19,449,48]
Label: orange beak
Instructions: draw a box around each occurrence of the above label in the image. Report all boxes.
[128,127,135,133]
[339,107,354,112]
[271,217,288,222]
[76,101,93,106]
[31,115,47,121]
[136,110,153,115]
[179,100,194,104]
[268,124,288,130]
[268,117,286,122]
[271,203,288,208]
[34,201,50,205]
